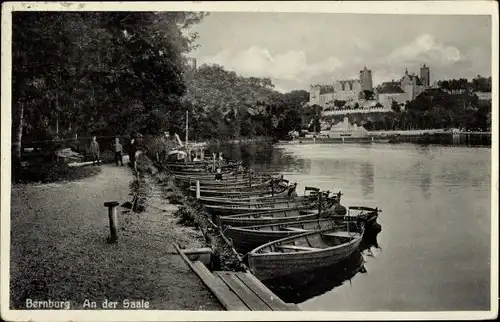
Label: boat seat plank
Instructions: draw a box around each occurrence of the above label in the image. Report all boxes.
[236,273,300,311]
[215,271,272,311]
[281,227,307,232]
[276,245,321,251]
[192,261,250,311]
[322,231,356,238]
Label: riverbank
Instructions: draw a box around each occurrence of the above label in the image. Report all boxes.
[10,163,222,310]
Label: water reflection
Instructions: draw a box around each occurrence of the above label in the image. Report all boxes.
[263,230,381,304]
[206,142,490,311]
[359,162,374,197]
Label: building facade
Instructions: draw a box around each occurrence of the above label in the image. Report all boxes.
[333,79,363,102]
[309,64,430,111]
[359,66,373,92]
[309,85,335,107]
[309,66,374,108]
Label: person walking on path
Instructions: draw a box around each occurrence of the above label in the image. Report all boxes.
[114,137,124,166]
[128,138,137,168]
[89,136,101,166]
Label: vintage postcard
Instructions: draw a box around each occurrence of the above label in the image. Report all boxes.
[1,1,498,321]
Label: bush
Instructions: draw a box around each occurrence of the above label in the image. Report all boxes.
[144,136,177,168]
[174,206,200,228]
[15,161,101,183]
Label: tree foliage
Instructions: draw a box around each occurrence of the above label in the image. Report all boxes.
[182,64,309,140]
[362,88,491,131]
[12,12,207,152]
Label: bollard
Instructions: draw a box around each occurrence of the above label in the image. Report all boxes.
[104,201,120,243]
[196,180,201,199]
[201,148,205,161]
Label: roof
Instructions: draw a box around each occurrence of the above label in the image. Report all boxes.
[403,74,423,86]
[378,82,405,94]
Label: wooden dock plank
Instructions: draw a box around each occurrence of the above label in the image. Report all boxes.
[235,273,297,311]
[192,261,250,311]
[242,272,301,311]
[215,271,272,311]
[174,244,249,311]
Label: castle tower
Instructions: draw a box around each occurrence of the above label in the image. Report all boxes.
[359,66,373,92]
[420,64,430,87]
[309,85,321,106]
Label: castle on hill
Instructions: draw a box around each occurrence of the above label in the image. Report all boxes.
[309,64,431,111]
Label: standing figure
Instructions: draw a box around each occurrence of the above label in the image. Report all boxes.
[89,136,100,166]
[214,168,223,181]
[114,137,124,166]
[128,138,137,167]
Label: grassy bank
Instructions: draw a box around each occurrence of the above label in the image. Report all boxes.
[14,161,101,184]
[136,152,247,272]
[10,162,222,310]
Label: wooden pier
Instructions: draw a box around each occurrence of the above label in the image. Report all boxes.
[175,244,300,311]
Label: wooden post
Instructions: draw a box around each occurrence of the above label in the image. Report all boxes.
[318,192,322,216]
[185,110,189,147]
[104,201,120,243]
[212,153,216,172]
[196,181,200,199]
[201,148,205,161]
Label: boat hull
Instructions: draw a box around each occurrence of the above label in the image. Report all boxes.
[219,209,323,227]
[198,194,302,206]
[225,218,346,253]
[248,227,364,280]
[189,184,290,197]
[204,200,316,216]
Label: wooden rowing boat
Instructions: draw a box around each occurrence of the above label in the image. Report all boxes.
[188,180,291,197]
[345,206,381,226]
[169,170,240,179]
[218,204,377,228]
[225,218,353,253]
[187,178,275,191]
[196,185,323,205]
[204,199,317,216]
[203,192,341,216]
[218,201,346,227]
[247,224,365,280]
[176,175,268,185]
[198,194,301,206]
[165,161,242,171]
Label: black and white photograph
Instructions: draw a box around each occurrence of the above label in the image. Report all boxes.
[1,1,498,321]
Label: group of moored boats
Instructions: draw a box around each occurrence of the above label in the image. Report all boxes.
[164,157,382,281]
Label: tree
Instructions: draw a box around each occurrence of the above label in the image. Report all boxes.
[391,100,401,112]
[11,12,207,175]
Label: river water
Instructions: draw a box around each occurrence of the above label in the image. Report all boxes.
[211,141,492,311]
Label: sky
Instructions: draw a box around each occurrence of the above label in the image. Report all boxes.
[187,13,492,93]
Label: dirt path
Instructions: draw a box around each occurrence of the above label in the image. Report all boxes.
[10,164,222,310]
